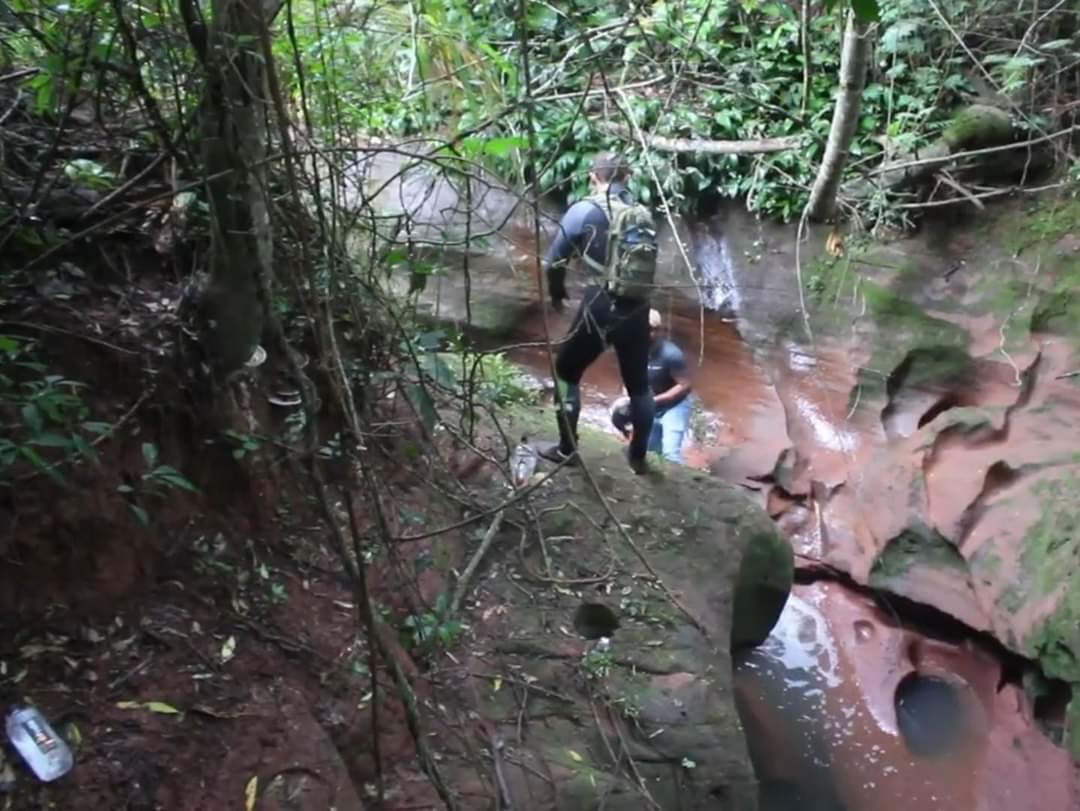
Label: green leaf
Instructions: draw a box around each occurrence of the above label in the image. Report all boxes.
[71,433,99,464]
[18,446,64,485]
[1040,39,1075,52]
[526,4,559,33]
[880,20,919,55]
[483,136,526,157]
[30,432,74,449]
[158,472,198,492]
[130,504,150,527]
[152,465,197,492]
[417,330,445,351]
[21,403,43,435]
[408,269,429,294]
[142,442,158,467]
[421,353,458,390]
[146,701,181,714]
[408,384,438,433]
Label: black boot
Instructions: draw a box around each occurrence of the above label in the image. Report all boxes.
[540,381,581,466]
[626,393,655,474]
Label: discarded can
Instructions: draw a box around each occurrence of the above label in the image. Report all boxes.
[5,707,73,782]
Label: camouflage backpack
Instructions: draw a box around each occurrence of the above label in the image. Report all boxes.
[584,192,658,301]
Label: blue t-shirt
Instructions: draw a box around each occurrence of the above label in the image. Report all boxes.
[648,339,690,407]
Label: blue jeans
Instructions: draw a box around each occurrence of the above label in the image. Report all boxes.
[648,397,691,464]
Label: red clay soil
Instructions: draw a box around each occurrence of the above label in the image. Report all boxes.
[0,433,485,810]
[0,258,483,809]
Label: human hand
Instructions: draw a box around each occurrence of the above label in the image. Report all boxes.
[547,266,568,313]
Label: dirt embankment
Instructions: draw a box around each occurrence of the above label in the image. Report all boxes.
[0,241,793,809]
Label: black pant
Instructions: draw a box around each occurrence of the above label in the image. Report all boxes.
[554,286,655,459]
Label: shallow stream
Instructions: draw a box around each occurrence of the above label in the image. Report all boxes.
[495,216,1077,810]
[369,151,1078,806]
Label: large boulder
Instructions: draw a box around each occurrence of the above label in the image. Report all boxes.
[428,416,793,809]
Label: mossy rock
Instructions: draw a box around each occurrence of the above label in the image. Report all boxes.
[452,405,794,808]
[941,104,1012,150]
[870,524,969,583]
[732,529,794,651]
[1016,474,1080,678]
[1069,695,1080,760]
[886,345,977,398]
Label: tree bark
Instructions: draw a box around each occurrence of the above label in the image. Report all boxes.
[806,12,871,222]
[182,0,277,374]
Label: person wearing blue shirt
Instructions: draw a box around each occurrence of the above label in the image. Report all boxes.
[611,309,693,464]
[537,153,656,475]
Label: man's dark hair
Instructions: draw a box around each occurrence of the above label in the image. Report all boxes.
[591,152,631,183]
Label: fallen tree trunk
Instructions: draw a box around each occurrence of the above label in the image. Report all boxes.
[604,122,801,155]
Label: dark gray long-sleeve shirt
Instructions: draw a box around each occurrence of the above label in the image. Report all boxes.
[543,183,633,290]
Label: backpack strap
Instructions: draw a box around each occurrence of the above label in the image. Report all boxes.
[580,193,620,275]
[581,252,605,274]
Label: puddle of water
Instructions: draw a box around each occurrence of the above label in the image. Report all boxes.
[734,582,982,811]
[895,675,974,758]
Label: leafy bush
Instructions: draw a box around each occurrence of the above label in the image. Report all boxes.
[0,335,110,485]
[116,442,198,526]
[412,330,539,408]
[400,593,465,653]
[273,0,1071,222]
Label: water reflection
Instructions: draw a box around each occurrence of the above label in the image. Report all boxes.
[733,582,1005,811]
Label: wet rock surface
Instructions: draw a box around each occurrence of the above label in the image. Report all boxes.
[366,159,1080,804]
[748,199,1080,770]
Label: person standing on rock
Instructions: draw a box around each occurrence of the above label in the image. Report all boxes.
[538,153,659,475]
[610,309,694,465]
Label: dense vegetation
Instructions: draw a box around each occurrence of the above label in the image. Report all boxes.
[0,1,1077,805]
[0,0,1076,524]
[264,0,1077,219]
[0,0,1076,534]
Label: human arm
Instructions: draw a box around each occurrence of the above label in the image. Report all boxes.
[542,202,598,307]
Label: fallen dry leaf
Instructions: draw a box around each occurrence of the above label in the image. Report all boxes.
[826,229,845,257]
[116,700,181,715]
[220,635,236,664]
[244,776,258,811]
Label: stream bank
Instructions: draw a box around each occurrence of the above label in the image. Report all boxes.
[373,147,1080,805]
